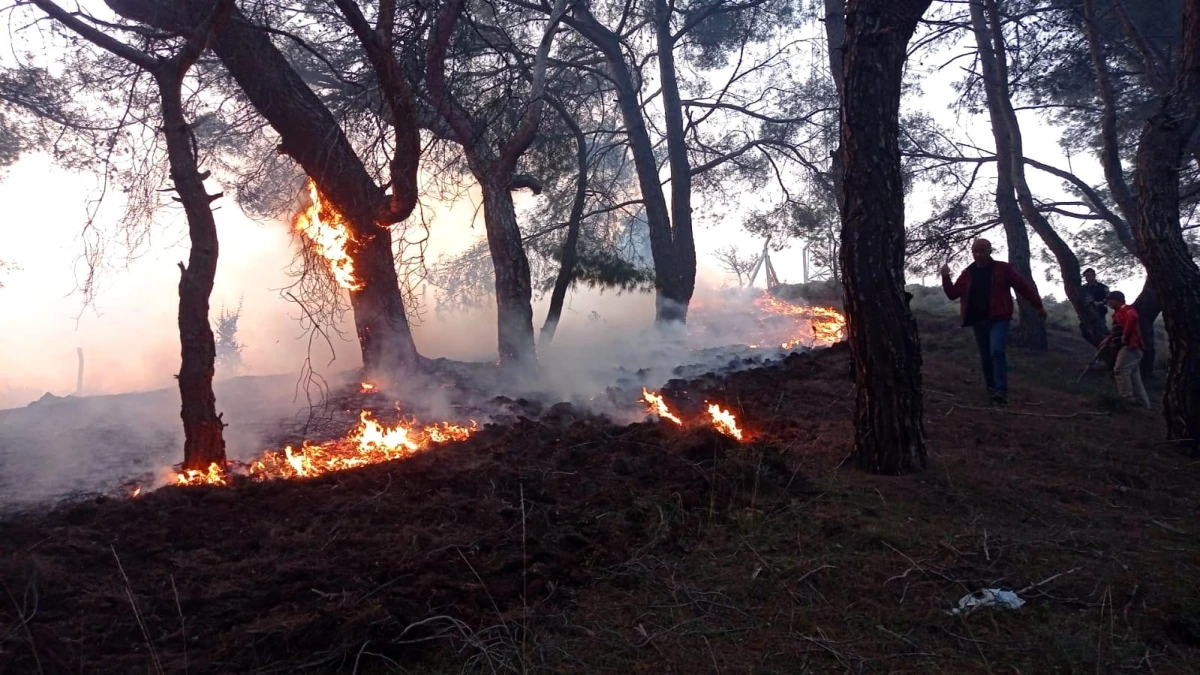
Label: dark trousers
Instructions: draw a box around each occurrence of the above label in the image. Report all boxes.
[971,320,1010,394]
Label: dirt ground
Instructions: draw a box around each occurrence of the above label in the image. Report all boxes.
[2,315,1199,674]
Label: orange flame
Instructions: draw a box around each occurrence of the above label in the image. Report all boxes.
[247,411,478,480]
[706,403,744,440]
[176,462,228,487]
[130,486,142,498]
[294,178,362,290]
[641,387,682,425]
[360,382,376,393]
[753,294,846,348]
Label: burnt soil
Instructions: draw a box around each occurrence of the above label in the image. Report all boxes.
[2,316,1200,674]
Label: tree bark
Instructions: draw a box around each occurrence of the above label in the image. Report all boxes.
[106,0,420,377]
[654,0,697,321]
[158,71,227,471]
[1132,280,1160,380]
[1082,0,1143,238]
[568,4,691,324]
[1134,0,1200,446]
[839,0,932,475]
[540,98,588,345]
[824,0,846,212]
[479,175,538,364]
[969,0,1047,351]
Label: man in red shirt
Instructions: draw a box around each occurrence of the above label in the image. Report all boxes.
[941,238,1047,405]
[1101,291,1151,408]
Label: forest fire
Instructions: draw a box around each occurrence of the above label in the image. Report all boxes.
[176,462,228,487]
[707,403,744,440]
[641,388,746,440]
[294,178,362,290]
[752,294,846,348]
[127,411,478,495]
[247,412,476,480]
[360,382,377,393]
[641,388,683,425]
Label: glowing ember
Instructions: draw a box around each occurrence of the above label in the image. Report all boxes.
[176,462,228,486]
[360,382,377,393]
[294,178,362,290]
[706,403,744,440]
[641,387,682,425]
[247,411,478,480]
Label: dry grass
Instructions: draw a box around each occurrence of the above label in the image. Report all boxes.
[1,312,1198,674]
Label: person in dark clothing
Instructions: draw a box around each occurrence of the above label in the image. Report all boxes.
[941,238,1047,405]
[1082,268,1110,322]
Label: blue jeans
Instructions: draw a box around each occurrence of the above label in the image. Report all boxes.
[971,320,1010,395]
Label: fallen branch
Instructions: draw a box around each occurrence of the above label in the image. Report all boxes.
[1017,566,1082,595]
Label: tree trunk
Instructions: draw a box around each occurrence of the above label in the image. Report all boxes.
[654,0,697,320]
[107,0,420,376]
[157,71,226,471]
[1081,0,1148,236]
[569,6,689,324]
[969,0,1047,351]
[481,176,537,366]
[839,0,932,475]
[976,0,1106,347]
[824,0,846,212]
[540,99,588,346]
[351,230,420,376]
[1132,280,1160,380]
[1134,0,1200,444]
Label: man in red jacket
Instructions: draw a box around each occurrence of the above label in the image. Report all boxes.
[1100,291,1151,408]
[941,238,1047,405]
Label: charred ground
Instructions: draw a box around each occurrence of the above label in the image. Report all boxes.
[2,313,1199,673]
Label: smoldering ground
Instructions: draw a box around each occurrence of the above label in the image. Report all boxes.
[0,281,838,509]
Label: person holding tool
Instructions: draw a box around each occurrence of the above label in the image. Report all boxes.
[1099,290,1151,409]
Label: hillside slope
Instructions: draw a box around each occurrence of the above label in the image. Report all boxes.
[2,313,1198,674]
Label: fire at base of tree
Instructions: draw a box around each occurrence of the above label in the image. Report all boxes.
[2,0,1200,671]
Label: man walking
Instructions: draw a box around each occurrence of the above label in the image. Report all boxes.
[941,238,1047,405]
[1100,291,1151,408]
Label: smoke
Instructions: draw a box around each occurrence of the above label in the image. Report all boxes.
[0,157,829,508]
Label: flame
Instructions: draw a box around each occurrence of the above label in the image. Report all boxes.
[247,411,478,480]
[294,178,362,290]
[360,382,376,393]
[130,486,142,498]
[706,403,744,440]
[752,294,846,349]
[176,462,228,487]
[641,387,682,425]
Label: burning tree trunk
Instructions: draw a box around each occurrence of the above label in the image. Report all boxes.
[31,0,232,470]
[968,0,1047,351]
[540,97,588,346]
[107,0,421,377]
[1134,0,1200,446]
[839,0,931,474]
